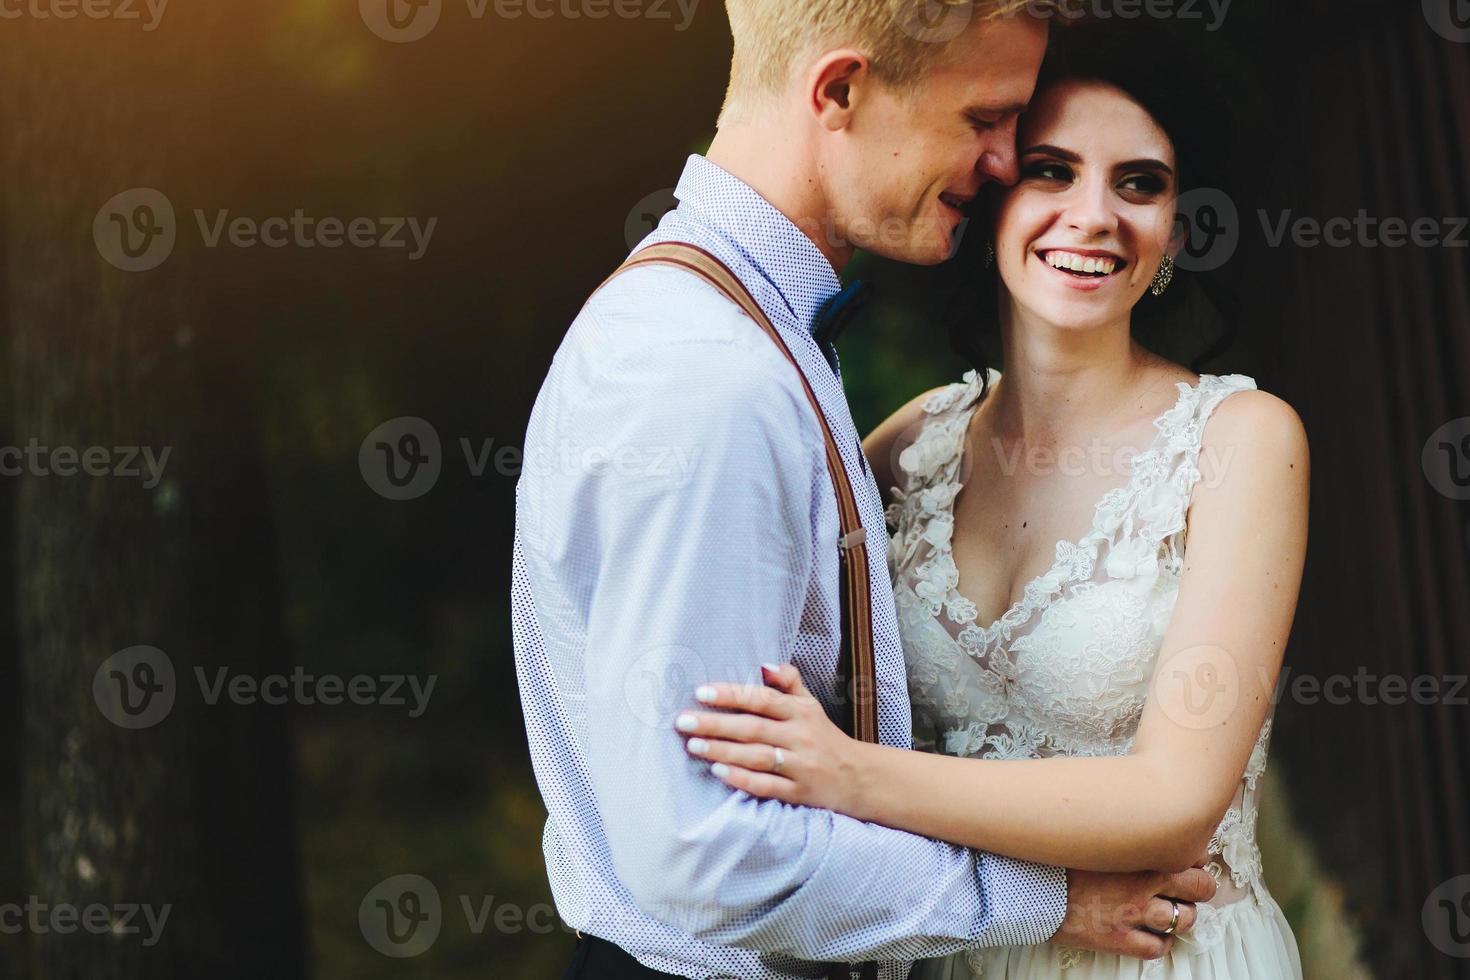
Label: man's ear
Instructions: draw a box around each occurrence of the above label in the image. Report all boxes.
[805,49,871,132]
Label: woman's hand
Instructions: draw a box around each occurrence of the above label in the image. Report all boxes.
[672,662,864,814]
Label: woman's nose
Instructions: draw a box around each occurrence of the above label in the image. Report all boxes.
[1061,180,1118,237]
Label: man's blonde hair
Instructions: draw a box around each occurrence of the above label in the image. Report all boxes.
[720,0,1056,121]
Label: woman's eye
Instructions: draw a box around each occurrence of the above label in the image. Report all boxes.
[1022,161,1072,182]
[1119,173,1166,195]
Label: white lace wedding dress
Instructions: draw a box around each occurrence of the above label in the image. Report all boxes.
[890,370,1302,979]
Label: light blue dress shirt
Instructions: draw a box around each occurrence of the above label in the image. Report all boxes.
[512,155,1069,979]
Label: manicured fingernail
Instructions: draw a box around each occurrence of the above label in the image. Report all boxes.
[761,662,782,673]
[675,713,699,732]
[687,737,709,755]
[710,763,730,778]
[694,685,717,703]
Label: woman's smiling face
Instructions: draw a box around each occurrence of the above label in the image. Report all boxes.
[992,77,1180,332]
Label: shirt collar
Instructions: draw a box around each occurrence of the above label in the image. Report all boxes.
[672,155,841,336]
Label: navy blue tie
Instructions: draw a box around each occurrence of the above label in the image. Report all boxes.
[811,280,871,374]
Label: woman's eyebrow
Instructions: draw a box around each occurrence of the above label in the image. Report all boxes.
[1117,158,1175,176]
[1020,143,1080,161]
[1020,145,1176,178]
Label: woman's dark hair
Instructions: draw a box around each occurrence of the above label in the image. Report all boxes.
[947,17,1244,397]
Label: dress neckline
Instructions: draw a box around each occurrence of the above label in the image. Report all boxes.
[939,372,1210,640]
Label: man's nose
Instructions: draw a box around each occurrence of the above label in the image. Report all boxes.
[976,145,1023,188]
[976,132,1019,186]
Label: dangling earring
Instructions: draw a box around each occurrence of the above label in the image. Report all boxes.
[1150,254,1175,296]
[984,240,995,269]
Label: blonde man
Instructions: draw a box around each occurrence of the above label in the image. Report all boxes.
[513,3,1216,978]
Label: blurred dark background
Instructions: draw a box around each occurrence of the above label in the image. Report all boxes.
[1,0,1467,977]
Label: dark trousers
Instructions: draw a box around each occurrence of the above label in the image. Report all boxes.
[561,933,684,979]
[561,931,871,980]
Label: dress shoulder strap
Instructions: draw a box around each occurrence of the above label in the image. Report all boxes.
[1128,373,1259,548]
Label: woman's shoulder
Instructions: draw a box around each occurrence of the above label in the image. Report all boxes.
[1129,359,1304,479]
[1194,380,1309,493]
[1203,384,1307,453]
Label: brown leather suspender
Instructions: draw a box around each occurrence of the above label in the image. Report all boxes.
[598,242,881,744]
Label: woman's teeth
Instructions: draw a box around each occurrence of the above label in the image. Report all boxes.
[1043,250,1120,276]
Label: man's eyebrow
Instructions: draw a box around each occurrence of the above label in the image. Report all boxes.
[967,101,1030,119]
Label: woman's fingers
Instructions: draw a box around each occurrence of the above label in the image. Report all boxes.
[760,661,810,698]
[684,736,784,772]
[703,761,799,802]
[674,709,778,744]
[691,681,796,719]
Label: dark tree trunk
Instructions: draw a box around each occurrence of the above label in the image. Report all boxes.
[2,12,306,980]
